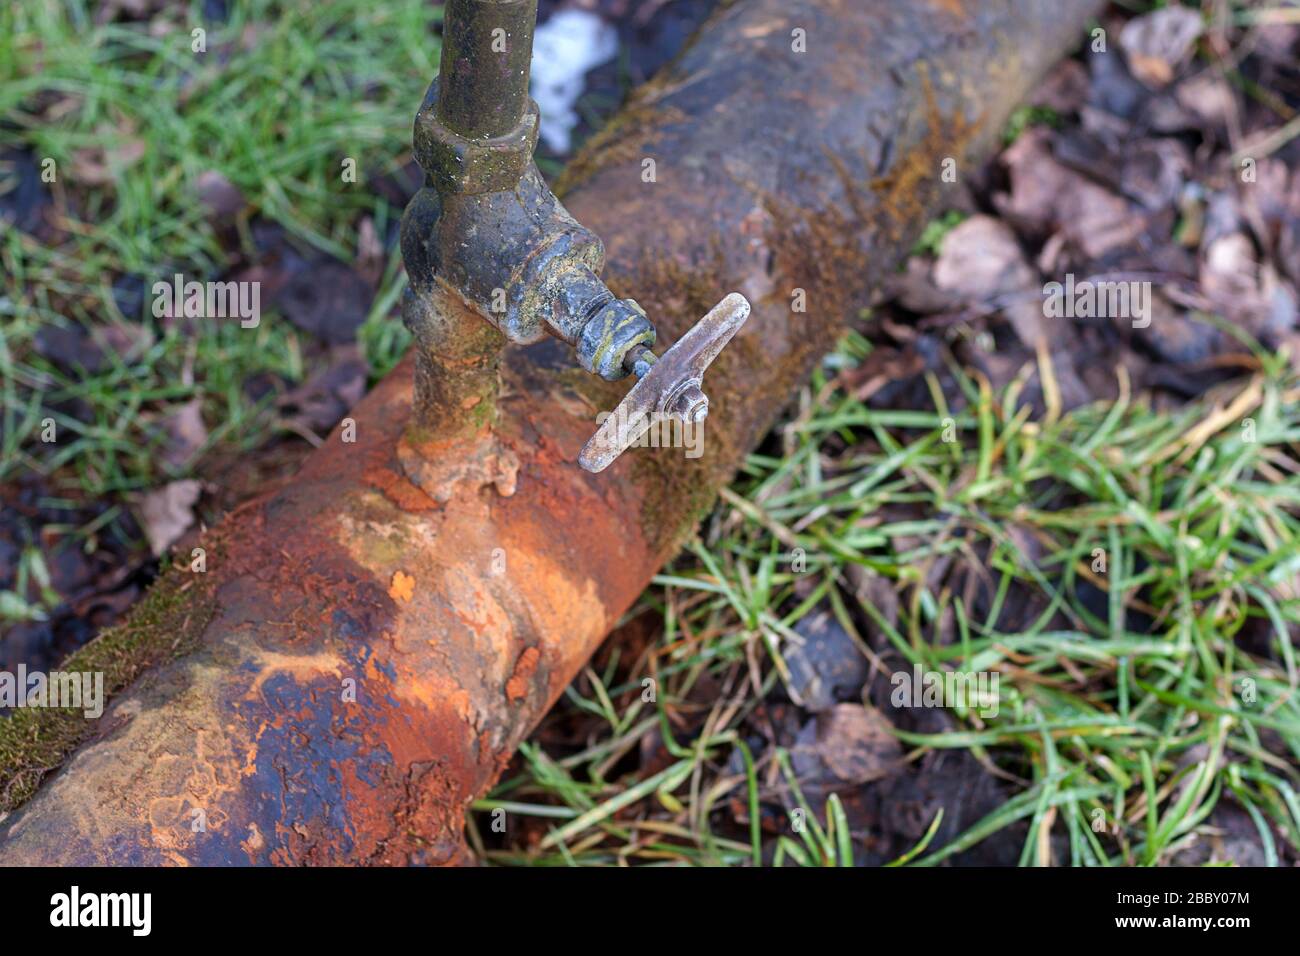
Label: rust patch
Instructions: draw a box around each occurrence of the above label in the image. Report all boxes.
[928,0,969,19]
[363,458,440,512]
[868,67,981,243]
[505,646,540,704]
[389,570,416,603]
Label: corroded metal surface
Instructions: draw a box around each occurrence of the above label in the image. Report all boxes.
[402,151,663,392]
[403,280,508,440]
[0,0,1104,865]
[1,361,648,864]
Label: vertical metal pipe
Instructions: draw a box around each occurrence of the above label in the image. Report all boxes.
[436,0,538,140]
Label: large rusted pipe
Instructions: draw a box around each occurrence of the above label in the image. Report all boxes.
[0,0,1102,864]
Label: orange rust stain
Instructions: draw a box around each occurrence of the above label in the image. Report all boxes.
[245,648,345,697]
[144,725,242,860]
[361,442,441,515]
[363,460,439,512]
[928,0,968,19]
[339,683,482,865]
[505,646,540,704]
[395,666,476,724]
[241,736,260,777]
[389,570,416,603]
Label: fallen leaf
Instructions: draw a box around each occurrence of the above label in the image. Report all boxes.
[138,480,202,556]
[887,255,963,315]
[275,260,374,345]
[997,128,1145,260]
[0,149,52,235]
[934,215,1037,301]
[33,321,106,373]
[800,703,901,785]
[162,399,209,469]
[933,214,1046,345]
[1119,4,1204,89]
[195,170,245,223]
[70,134,146,186]
[784,610,870,713]
[277,346,368,434]
[1201,232,1270,334]
[98,320,154,363]
[1120,138,1190,211]
[1029,58,1090,114]
[1174,73,1235,129]
[1134,294,1223,365]
[1088,44,1149,120]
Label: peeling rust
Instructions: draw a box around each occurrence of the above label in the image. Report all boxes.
[505,647,540,705]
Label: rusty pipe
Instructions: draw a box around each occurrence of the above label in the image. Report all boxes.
[0,0,1104,865]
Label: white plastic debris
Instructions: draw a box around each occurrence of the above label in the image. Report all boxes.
[530,8,619,154]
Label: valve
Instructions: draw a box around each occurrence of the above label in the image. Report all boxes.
[578,293,751,473]
[399,0,752,480]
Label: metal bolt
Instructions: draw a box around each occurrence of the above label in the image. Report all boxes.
[672,385,709,423]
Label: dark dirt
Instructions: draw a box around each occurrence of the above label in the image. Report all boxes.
[0,149,54,238]
[0,477,150,676]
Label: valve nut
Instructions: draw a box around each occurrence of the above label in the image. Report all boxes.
[576,298,656,381]
[414,79,540,195]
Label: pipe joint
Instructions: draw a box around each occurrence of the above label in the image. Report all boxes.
[415,78,540,196]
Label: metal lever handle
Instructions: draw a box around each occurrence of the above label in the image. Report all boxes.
[579,293,751,473]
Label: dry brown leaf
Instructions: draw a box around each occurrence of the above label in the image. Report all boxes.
[195,170,245,222]
[934,215,1047,345]
[137,480,202,556]
[998,129,1145,260]
[1119,4,1204,88]
[70,135,146,186]
[162,399,209,470]
[810,704,901,785]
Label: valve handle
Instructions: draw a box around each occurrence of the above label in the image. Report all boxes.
[578,292,751,473]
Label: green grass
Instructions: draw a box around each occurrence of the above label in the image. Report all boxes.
[469,329,1300,866]
[910,210,966,257]
[1,0,433,498]
[1002,103,1061,145]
